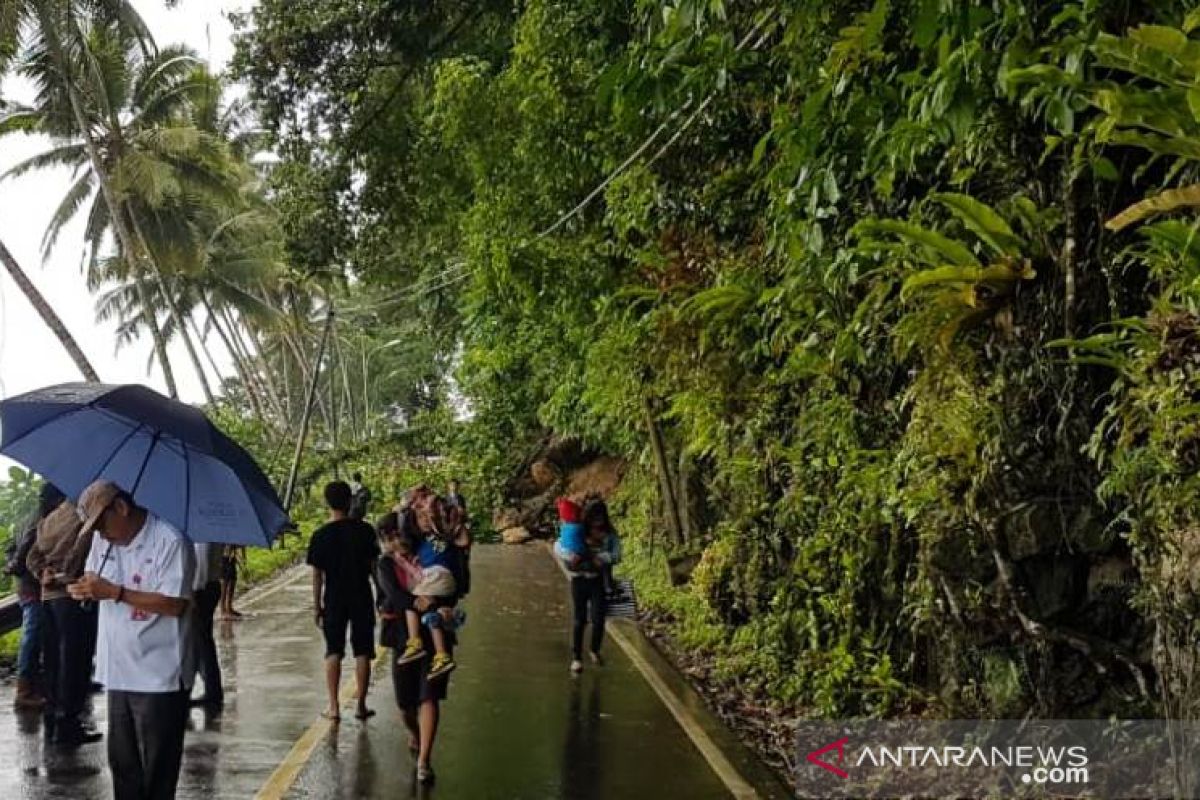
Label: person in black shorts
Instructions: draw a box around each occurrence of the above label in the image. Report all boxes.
[377,509,463,785]
[307,481,380,722]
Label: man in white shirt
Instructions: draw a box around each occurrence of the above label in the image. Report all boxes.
[67,480,195,800]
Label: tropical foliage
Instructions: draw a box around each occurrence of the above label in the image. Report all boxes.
[228,0,1200,731]
[15,0,1200,770]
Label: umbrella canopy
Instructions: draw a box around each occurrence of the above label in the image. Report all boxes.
[0,383,289,546]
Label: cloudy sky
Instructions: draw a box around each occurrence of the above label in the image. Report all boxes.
[0,0,251,405]
[0,0,252,474]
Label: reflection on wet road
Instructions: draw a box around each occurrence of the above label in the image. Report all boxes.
[287,546,731,799]
[0,545,737,799]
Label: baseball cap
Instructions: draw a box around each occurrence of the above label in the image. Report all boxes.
[76,479,124,535]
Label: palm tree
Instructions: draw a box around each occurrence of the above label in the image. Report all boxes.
[0,238,100,380]
[2,21,244,401]
[2,3,183,396]
[0,2,128,382]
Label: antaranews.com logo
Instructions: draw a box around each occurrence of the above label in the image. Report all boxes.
[806,736,1089,786]
[795,720,1200,799]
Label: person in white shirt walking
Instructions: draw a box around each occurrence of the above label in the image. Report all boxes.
[67,479,195,800]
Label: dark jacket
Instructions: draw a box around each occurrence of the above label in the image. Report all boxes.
[26,502,89,601]
[6,524,40,601]
[376,555,415,650]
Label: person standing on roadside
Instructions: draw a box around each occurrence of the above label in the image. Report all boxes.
[307,481,380,722]
[27,490,101,746]
[67,480,195,800]
[6,483,61,711]
[349,472,372,521]
[219,545,244,620]
[190,543,225,708]
[445,479,467,516]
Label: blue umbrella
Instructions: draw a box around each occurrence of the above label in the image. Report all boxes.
[0,383,289,546]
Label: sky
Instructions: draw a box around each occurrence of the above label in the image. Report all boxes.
[0,0,252,475]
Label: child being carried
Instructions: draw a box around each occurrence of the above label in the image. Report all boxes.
[392,504,462,679]
[555,496,588,567]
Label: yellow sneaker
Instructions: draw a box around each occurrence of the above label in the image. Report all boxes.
[428,653,457,679]
[396,638,426,666]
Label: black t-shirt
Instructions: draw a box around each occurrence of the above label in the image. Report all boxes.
[307,519,380,610]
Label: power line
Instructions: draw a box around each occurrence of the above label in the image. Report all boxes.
[536,9,777,240]
[294,11,777,329]
[339,261,469,316]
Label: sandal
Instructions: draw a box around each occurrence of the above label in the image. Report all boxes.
[321,710,341,723]
[355,708,376,721]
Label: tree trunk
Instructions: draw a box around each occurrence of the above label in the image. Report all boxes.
[361,341,371,439]
[129,215,215,404]
[643,396,684,546]
[677,448,693,543]
[38,7,178,398]
[187,310,223,382]
[333,327,359,442]
[218,306,284,420]
[328,338,340,476]
[283,308,334,511]
[243,323,288,419]
[133,274,179,398]
[0,237,100,382]
[190,308,266,419]
[202,304,257,406]
[282,325,334,436]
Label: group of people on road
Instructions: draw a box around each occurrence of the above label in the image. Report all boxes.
[5,478,247,800]
[306,476,471,786]
[4,469,625,798]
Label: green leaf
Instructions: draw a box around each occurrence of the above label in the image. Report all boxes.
[1129,25,1189,57]
[901,265,982,298]
[1186,9,1200,35]
[931,193,1026,256]
[912,0,939,49]
[1092,157,1119,182]
[1106,129,1200,161]
[854,220,980,267]
[1107,183,1200,231]
[751,131,772,167]
[1188,87,1200,123]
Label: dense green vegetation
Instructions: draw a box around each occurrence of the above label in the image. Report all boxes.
[228,0,1200,729]
[16,0,1200,763]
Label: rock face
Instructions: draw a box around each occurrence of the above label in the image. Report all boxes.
[529,459,562,489]
[500,526,532,545]
[491,437,627,544]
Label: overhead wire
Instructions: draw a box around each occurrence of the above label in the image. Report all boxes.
[301,11,778,329]
[536,9,777,239]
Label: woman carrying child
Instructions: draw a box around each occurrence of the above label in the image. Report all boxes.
[554,497,622,674]
[376,501,466,786]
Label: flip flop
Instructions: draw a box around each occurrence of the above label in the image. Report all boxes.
[321,711,341,723]
[355,708,376,721]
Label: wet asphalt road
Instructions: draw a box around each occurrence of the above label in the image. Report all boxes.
[0,545,733,799]
[286,545,731,799]
[0,566,334,799]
